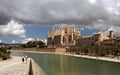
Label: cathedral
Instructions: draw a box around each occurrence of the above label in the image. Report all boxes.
[47,25,80,47]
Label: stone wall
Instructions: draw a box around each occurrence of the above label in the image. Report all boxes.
[24,48,56,52]
[55,47,66,53]
[13,47,66,53]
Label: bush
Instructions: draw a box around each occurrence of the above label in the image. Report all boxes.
[0,48,11,60]
[99,54,106,57]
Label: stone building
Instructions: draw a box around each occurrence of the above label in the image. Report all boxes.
[47,25,120,47]
[103,36,120,45]
[76,33,109,45]
[47,26,80,47]
[76,30,120,46]
[76,31,117,45]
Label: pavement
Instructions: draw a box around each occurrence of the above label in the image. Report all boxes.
[0,56,30,75]
[64,53,120,63]
[31,59,47,75]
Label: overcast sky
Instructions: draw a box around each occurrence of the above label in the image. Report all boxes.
[0,0,120,43]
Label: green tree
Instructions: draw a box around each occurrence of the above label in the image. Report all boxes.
[21,40,45,48]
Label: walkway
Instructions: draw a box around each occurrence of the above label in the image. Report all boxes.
[0,56,30,75]
[64,53,120,63]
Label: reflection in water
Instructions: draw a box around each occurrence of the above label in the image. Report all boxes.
[11,52,120,75]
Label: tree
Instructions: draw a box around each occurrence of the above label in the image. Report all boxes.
[68,42,120,58]
[21,40,45,48]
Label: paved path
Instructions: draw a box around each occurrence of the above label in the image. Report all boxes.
[31,59,47,75]
[0,56,30,75]
[64,53,120,63]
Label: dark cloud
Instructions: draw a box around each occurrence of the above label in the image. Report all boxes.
[0,14,10,25]
[0,0,120,26]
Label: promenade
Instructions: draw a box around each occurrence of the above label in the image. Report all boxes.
[0,56,30,75]
[64,53,120,63]
[0,56,47,75]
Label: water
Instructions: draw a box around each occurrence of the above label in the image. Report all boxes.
[11,52,120,75]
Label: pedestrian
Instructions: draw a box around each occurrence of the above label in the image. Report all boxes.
[25,56,28,61]
[22,56,24,63]
[25,56,28,63]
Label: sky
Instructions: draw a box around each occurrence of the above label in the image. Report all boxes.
[0,0,120,43]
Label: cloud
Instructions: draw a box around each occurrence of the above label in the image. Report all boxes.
[0,20,26,37]
[11,40,18,43]
[86,22,120,36]
[0,40,2,43]
[22,38,34,44]
[84,18,120,36]
[89,0,97,4]
[0,0,119,26]
[1,0,120,36]
[101,26,120,36]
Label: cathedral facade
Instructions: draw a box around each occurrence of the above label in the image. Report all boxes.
[47,26,80,47]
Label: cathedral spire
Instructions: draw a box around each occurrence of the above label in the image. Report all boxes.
[52,25,55,31]
[58,24,61,30]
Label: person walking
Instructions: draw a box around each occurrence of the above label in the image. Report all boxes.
[25,56,28,61]
[25,56,28,63]
[22,56,24,63]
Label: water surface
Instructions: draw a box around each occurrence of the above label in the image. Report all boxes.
[11,52,120,75]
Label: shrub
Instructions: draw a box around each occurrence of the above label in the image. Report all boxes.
[0,48,11,60]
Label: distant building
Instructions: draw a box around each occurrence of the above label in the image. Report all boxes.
[35,38,40,41]
[76,30,120,46]
[103,36,120,45]
[47,25,80,47]
[47,25,120,47]
[77,31,117,45]
[76,33,109,45]
[115,37,120,45]
[102,38,115,45]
